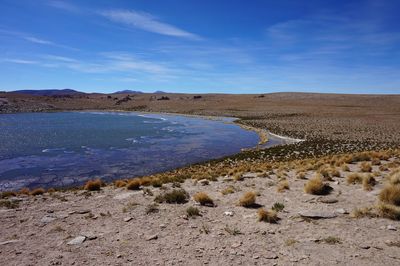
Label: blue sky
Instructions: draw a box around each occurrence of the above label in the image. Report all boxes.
[0,0,399,94]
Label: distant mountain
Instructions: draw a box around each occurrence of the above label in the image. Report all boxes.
[154,90,167,94]
[113,90,143,94]
[10,89,84,96]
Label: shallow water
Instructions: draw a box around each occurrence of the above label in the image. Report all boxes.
[0,111,262,190]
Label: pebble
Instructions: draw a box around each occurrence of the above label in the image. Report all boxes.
[198,179,209,186]
[40,215,57,224]
[224,211,234,216]
[67,236,86,245]
[0,240,21,245]
[299,211,338,219]
[335,208,348,214]
[231,241,242,248]
[319,198,338,204]
[387,225,397,231]
[146,234,158,241]
[124,217,133,222]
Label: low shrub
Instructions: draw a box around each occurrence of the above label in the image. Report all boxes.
[84,179,102,191]
[186,206,200,217]
[379,184,400,206]
[193,192,214,206]
[31,188,45,196]
[127,179,141,190]
[257,208,279,223]
[304,175,332,195]
[238,191,256,207]
[155,189,189,204]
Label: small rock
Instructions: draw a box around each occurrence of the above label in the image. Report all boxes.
[146,234,158,241]
[335,208,348,214]
[198,179,209,186]
[159,224,167,228]
[224,211,234,216]
[76,210,91,214]
[387,225,397,231]
[264,252,278,259]
[319,198,338,204]
[359,244,370,249]
[124,217,133,222]
[40,215,56,224]
[242,173,258,179]
[67,236,86,245]
[299,211,337,219]
[231,241,242,248]
[253,255,260,259]
[0,240,21,245]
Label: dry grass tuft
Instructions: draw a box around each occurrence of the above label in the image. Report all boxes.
[193,192,214,206]
[155,189,189,204]
[322,236,342,245]
[127,179,141,190]
[19,188,30,195]
[257,208,279,223]
[362,175,376,191]
[360,162,372,172]
[346,173,364,184]
[114,180,127,188]
[238,191,257,207]
[304,175,332,195]
[0,191,17,199]
[186,206,200,217]
[221,186,235,195]
[84,179,102,191]
[30,188,45,196]
[379,184,400,206]
[277,180,289,192]
[376,203,400,220]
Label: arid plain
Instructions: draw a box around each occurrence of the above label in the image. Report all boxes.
[1,92,400,265]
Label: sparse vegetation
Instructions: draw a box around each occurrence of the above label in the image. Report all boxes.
[360,162,372,172]
[257,208,279,223]
[276,179,289,192]
[127,179,141,190]
[272,202,285,212]
[84,179,102,191]
[322,236,342,245]
[362,175,376,191]
[379,184,400,206]
[30,188,45,196]
[346,173,364,184]
[238,191,257,207]
[193,192,214,206]
[224,226,242,235]
[186,206,200,217]
[155,189,189,204]
[0,199,19,209]
[145,203,159,214]
[304,175,332,195]
[221,186,235,195]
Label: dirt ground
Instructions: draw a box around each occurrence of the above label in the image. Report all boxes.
[1,154,400,266]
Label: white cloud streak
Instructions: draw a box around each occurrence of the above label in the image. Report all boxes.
[98,9,201,40]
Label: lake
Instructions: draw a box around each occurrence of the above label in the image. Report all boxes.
[0,111,264,191]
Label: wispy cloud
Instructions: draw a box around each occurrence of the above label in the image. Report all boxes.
[2,59,38,64]
[0,28,79,50]
[47,0,80,13]
[98,9,201,40]
[23,36,54,45]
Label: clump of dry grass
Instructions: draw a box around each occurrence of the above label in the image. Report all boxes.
[360,162,372,172]
[233,173,244,181]
[362,175,376,191]
[379,184,400,206]
[84,179,102,191]
[186,206,200,217]
[350,206,376,218]
[155,189,189,204]
[322,236,342,245]
[341,164,350,172]
[0,191,17,199]
[114,180,127,188]
[296,172,307,179]
[47,188,56,193]
[304,175,332,195]
[139,177,152,186]
[127,179,141,190]
[0,199,19,209]
[30,188,45,196]
[19,188,30,195]
[346,173,364,184]
[193,192,214,206]
[277,179,289,192]
[257,208,279,223]
[376,203,400,220]
[221,186,235,195]
[238,191,257,207]
[388,170,400,185]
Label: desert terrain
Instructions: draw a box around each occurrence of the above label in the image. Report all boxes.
[1,92,400,265]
